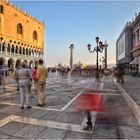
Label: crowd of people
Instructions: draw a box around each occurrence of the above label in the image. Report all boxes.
[0,60,126,111]
[48,66,104,78]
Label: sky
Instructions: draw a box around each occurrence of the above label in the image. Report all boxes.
[12,0,140,67]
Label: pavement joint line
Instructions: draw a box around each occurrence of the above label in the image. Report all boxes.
[114,79,140,125]
[0,115,92,134]
[0,102,63,112]
[0,83,17,88]
[88,93,121,96]
[0,115,18,127]
[0,91,18,98]
[2,86,16,89]
[61,78,95,111]
[101,89,119,92]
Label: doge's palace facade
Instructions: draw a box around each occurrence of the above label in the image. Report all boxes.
[0,0,45,67]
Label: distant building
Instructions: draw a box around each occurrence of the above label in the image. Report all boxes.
[131,12,140,72]
[116,22,133,73]
[0,0,45,68]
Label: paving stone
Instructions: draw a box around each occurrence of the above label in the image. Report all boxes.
[14,124,46,139]
[15,108,37,117]
[64,131,92,139]
[0,104,9,109]
[0,132,10,139]
[29,110,49,119]
[36,127,67,139]
[56,112,85,124]
[0,113,8,120]
[46,99,65,106]
[0,121,27,135]
[92,123,119,139]
[0,106,21,115]
[7,136,25,139]
[59,96,72,104]
[119,125,140,139]
[40,111,62,121]
[116,112,137,125]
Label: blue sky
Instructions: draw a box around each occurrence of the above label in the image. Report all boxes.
[12,1,140,66]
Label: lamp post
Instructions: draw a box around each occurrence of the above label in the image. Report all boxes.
[87,37,105,80]
[69,44,74,69]
[104,41,108,69]
[83,37,106,131]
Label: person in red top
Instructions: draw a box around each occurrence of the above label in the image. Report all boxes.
[32,66,38,96]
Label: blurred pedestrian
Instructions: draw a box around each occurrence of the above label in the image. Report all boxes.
[15,60,21,91]
[15,61,32,109]
[74,94,104,131]
[0,65,3,86]
[114,66,124,83]
[32,66,38,96]
[36,59,48,106]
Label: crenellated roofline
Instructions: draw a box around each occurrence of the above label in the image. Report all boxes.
[1,0,45,26]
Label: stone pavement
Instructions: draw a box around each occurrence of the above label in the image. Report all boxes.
[115,75,140,124]
[0,73,140,139]
[122,75,140,107]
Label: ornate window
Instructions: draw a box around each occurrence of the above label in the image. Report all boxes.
[33,31,37,40]
[0,5,4,14]
[17,23,23,35]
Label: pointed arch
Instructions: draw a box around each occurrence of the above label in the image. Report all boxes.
[33,30,38,40]
[0,5,4,14]
[17,23,23,35]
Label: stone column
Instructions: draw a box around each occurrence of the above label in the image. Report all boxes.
[69,44,74,69]
[0,42,2,54]
[104,42,108,69]
[4,42,7,56]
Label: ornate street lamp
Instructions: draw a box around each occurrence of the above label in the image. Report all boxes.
[87,36,105,80]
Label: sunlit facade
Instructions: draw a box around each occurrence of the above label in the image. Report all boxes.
[132,13,140,72]
[0,0,45,67]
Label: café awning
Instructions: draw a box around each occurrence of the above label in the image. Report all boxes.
[130,57,139,65]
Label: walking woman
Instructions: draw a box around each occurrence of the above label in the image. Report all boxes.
[15,61,32,109]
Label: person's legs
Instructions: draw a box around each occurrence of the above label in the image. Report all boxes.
[116,76,120,82]
[19,86,24,109]
[120,75,124,83]
[34,81,38,96]
[37,82,44,106]
[24,84,31,109]
[83,110,93,130]
[42,82,46,105]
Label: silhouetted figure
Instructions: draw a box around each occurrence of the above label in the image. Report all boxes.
[83,110,93,130]
[114,66,124,83]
